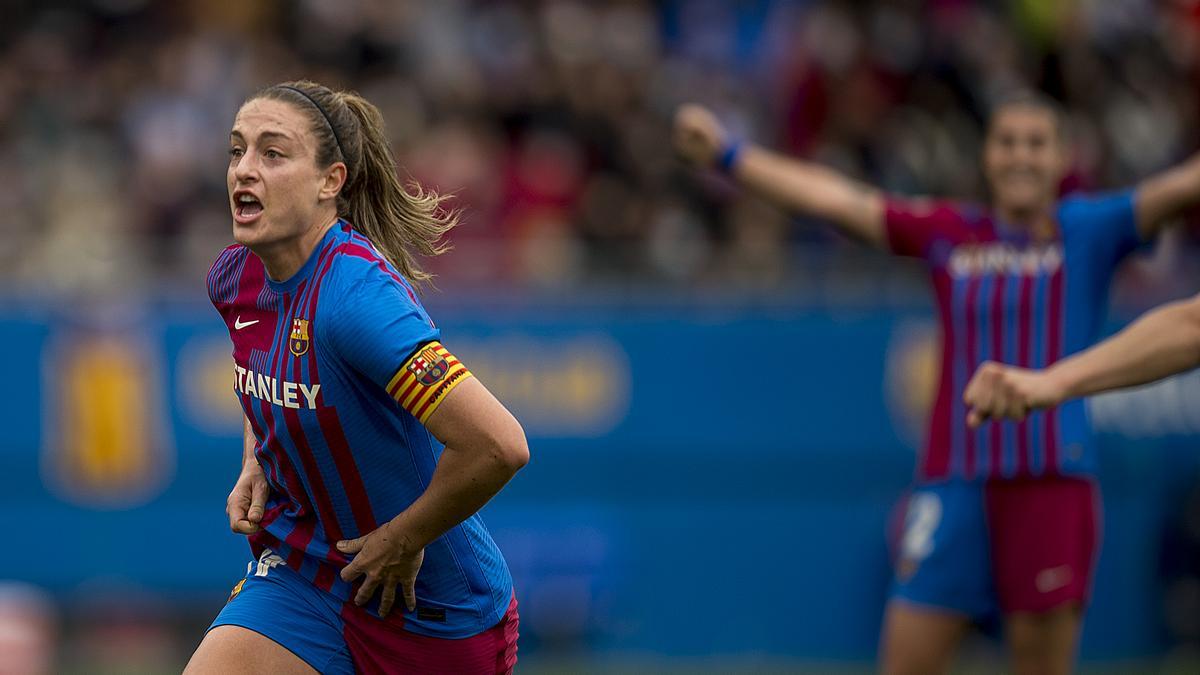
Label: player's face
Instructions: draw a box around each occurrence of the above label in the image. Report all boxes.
[983,106,1067,217]
[227,98,332,249]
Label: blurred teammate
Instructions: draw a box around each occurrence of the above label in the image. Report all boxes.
[965,293,1200,426]
[674,95,1200,675]
[185,80,528,674]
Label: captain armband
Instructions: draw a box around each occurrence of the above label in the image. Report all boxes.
[385,341,473,423]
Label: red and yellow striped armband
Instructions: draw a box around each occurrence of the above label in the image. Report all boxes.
[386,341,473,423]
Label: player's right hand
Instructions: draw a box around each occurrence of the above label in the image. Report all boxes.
[964,361,1065,429]
[226,463,269,535]
[673,103,729,168]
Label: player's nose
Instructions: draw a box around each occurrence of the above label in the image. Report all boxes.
[232,153,260,183]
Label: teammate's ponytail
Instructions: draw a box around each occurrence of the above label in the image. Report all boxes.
[254,80,457,286]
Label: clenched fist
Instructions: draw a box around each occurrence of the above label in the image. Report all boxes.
[673,103,730,169]
[964,361,1067,428]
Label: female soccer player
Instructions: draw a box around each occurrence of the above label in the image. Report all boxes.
[964,292,1200,426]
[674,96,1200,675]
[185,80,528,674]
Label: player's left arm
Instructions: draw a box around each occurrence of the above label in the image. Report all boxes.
[1134,152,1200,239]
[338,373,528,617]
[381,376,528,549]
[334,336,527,620]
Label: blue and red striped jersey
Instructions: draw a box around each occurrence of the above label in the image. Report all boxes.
[886,191,1139,482]
[206,221,513,638]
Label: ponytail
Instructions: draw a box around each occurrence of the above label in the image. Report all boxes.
[254,81,457,286]
[336,93,456,286]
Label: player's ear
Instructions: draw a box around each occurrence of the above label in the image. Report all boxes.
[320,162,348,201]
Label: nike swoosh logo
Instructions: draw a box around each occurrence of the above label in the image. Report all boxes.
[234,317,260,330]
[1036,565,1073,593]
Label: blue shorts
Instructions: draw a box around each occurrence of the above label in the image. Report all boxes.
[890,480,996,621]
[209,549,521,674]
[211,551,357,673]
[889,478,1100,620]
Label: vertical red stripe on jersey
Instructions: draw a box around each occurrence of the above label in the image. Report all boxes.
[258,398,316,518]
[1043,266,1064,474]
[1015,274,1034,475]
[314,563,337,592]
[284,517,317,563]
[303,238,340,320]
[315,406,378,536]
[962,275,982,480]
[279,280,325,562]
[989,275,1006,474]
[923,274,955,480]
[263,290,318,521]
[305,255,378,539]
[273,287,344,543]
[242,396,281,490]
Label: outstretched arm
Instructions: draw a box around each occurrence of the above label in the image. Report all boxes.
[673,104,887,249]
[965,293,1200,427]
[1135,153,1200,240]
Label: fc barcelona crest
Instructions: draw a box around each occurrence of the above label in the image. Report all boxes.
[289,318,310,356]
[407,346,449,385]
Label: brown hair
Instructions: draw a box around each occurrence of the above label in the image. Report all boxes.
[987,90,1068,143]
[251,80,456,286]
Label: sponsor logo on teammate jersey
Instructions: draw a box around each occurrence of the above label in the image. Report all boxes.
[407,345,449,386]
[289,318,311,356]
[947,242,1063,279]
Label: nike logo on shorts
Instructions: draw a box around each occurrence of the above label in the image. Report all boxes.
[1035,565,1073,593]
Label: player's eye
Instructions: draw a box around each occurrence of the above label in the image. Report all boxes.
[264,149,284,160]
[229,147,245,159]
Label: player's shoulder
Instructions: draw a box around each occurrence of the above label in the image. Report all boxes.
[1056,189,1134,222]
[323,228,416,295]
[315,224,425,318]
[206,243,252,304]
[888,196,983,224]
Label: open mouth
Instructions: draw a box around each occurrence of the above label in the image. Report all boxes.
[234,193,264,223]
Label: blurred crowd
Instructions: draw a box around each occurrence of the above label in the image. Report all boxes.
[5,0,1200,299]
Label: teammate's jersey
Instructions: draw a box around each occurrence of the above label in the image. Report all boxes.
[206,221,513,638]
[886,191,1139,482]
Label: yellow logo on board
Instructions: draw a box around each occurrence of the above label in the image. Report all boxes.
[43,335,172,508]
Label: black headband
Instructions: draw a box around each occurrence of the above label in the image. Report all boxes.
[277,85,347,166]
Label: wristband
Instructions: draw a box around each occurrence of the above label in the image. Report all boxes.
[717,141,743,173]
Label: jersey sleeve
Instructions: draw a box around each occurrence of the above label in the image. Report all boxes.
[324,276,473,424]
[206,244,246,307]
[884,198,973,258]
[1058,190,1139,269]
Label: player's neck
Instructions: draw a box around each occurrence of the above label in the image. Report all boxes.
[995,203,1056,240]
[255,215,340,282]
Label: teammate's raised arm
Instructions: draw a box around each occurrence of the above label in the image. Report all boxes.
[1134,152,1200,240]
[965,293,1200,427]
[673,104,887,249]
